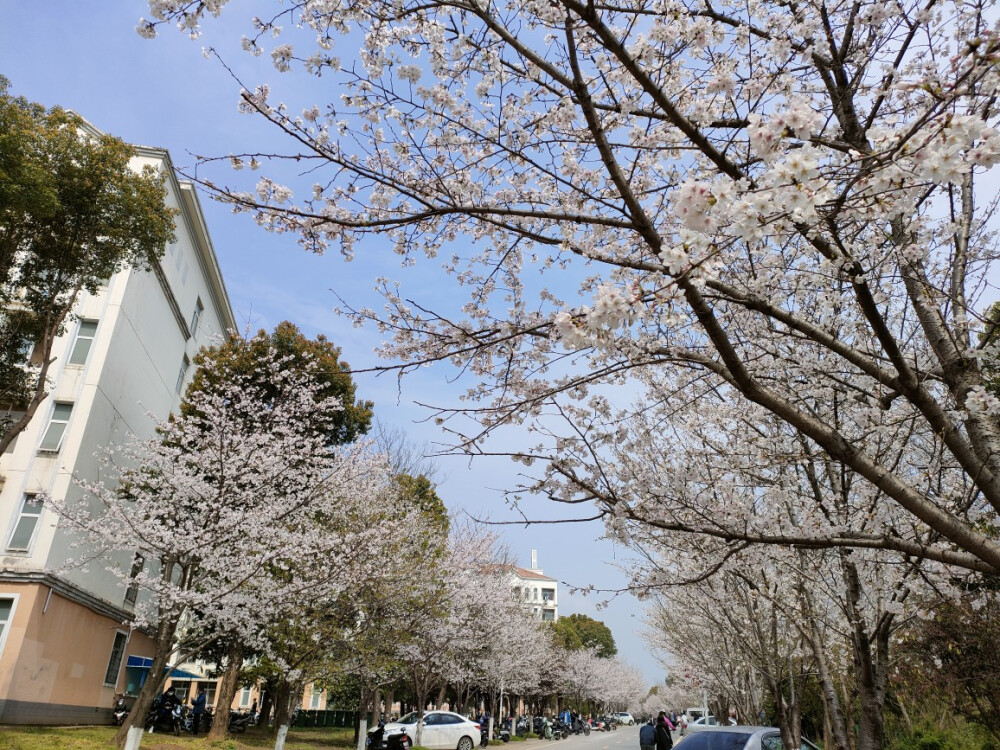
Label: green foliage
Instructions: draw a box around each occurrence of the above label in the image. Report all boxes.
[550,613,617,658]
[0,77,174,444]
[185,321,373,447]
[894,588,1000,744]
[886,721,997,750]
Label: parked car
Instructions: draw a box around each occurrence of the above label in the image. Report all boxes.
[676,725,821,750]
[679,716,717,736]
[615,712,635,726]
[378,711,482,750]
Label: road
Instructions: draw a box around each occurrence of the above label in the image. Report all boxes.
[519,725,645,750]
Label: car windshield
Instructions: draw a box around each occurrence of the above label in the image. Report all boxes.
[398,712,421,724]
[676,731,751,750]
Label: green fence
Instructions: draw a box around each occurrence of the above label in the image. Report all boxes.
[293,709,359,728]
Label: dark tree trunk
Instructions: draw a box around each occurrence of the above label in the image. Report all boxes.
[274,680,293,730]
[842,556,886,750]
[207,640,245,740]
[113,609,180,748]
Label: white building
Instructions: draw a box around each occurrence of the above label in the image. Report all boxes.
[509,550,558,622]
[0,125,235,724]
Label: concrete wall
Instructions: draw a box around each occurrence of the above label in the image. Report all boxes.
[0,582,155,724]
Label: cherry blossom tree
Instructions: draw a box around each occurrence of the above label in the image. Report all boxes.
[139,0,1000,578]
[49,332,394,746]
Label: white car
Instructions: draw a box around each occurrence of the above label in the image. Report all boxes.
[615,712,636,726]
[676,725,821,750]
[380,711,481,750]
[680,716,717,736]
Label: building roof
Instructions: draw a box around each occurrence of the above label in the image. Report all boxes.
[511,565,557,582]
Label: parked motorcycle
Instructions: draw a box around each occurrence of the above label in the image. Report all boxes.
[145,699,183,735]
[229,709,255,733]
[387,731,413,750]
[112,695,129,727]
[497,719,511,743]
[515,717,530,737]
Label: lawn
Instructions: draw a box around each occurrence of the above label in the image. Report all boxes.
[0,724,357,750]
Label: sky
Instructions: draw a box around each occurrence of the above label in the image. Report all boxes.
[0,1,665,685]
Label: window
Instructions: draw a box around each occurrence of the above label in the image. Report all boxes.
[68,320,98,365]
[240,687,252,708]
[310,686,324,709]
[0,598,15,656]
[175,355,189,395]
[7,494,43,552]
[38,402,72,452]
[189,299,203,338]
[104,630,129,686]
[541,588,555,602]
[124,553,145,606]
[542,609,555,622]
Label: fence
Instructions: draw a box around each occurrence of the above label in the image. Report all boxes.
[292,709,359,728]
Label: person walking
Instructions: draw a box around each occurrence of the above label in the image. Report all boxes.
[639,719,656,750]
[190,687,207,734]
[655,712,674,750]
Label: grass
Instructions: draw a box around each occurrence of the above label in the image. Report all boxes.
[0,724,357,750]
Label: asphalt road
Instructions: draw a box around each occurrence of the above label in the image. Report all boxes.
[517,725,647,750]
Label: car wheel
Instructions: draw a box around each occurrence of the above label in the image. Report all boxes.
[459,735,475,750]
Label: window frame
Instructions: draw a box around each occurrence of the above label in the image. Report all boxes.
[38,402,73,453]
[310,686,324,710]
[67,319,98,366]
[0,595,19,659]
[5,494,44,553]
[124,553,145,606]
[104,629,129,688]
[189,298,204,339]
[175,355,190,395]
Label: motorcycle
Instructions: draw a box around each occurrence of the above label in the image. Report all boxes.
[515,717,530,738]
[113,695,129,727]
[498,719,511,743]
[574,719,591,736]
[145,698,183,735]
[229,709,255,733]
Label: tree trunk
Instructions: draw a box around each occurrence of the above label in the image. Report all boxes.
[113,610,180,748]
[0,288,79,455]
[207,640,245,740]
[842,556,886,750]
[274,680,293,731]
[259,679,276,730]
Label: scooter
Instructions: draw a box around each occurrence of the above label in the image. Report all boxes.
[228,710,254,733]
[113,696,129,727]
[145,700,183,735]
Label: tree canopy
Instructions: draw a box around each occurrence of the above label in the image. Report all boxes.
[551,613,617,658]
[0,77,174,452]
[184,320,373,446]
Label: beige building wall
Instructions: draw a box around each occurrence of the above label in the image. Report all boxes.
[0,581,155,723]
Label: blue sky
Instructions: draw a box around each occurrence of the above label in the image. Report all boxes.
[0,0,663,685]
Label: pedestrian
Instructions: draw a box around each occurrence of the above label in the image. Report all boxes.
[639,719,656,750]
[727,708,737,727]
[191,687,207,734]
[654,711,674,750]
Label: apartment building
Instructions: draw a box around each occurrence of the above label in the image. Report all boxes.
[510,550,558,622]
[0,124,235,723]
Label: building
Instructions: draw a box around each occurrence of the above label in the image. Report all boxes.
[0,123,235,724]
[509,550,558,622]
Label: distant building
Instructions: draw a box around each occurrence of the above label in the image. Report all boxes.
[509,549,558,621]
[0,122,235,724]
